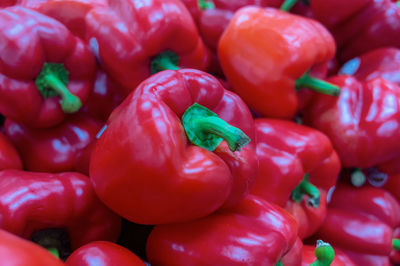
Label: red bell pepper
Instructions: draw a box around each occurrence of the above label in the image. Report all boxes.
[81,70,124,122]
[302,240,356,266]
[65,241,145,266]
[310,0,400,62]
[281,237,303,266]
[218,6,340,119]
[85,0,209,95]
[0,132,22,171]
[146,195,298,266]
[19,0,107,38]
[90,69,257,225]
[339,47,400,86]
[303,76,400,169]
[0,229,64,266]
[314,182,400,266]
[0,0,16,7]
[4,114,102,174]
[0,7,96,128]
[0,170,121,259]
[250,119,340,239]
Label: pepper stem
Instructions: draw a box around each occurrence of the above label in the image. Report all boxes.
[182,103,250,152]
[393,239,400,251]
[275,260,283,266]
[295,71,340,96]
[198,0,215,9]
[280,0,299,11]
[150,51,180,74]
[35,63,82,114]
[48,247,60,258]
[310,240,335,266]
[397,1,400,8]
[351,168,366,187]
[291,174,320,207]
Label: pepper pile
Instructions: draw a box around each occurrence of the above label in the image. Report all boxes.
[0,0,400,265]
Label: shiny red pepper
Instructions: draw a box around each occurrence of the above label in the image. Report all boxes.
[303,76,400,169]
[90,69,257,225]
[19,0,107,38]
[310,0,400,62]
[146,195,298,266]
[85,0,209,95]
[0,132,22,171]
[315,182,400,266]
[0,7,96,128]
[4,114,102,174]
[250,119,340,239]
[302,241,356,266]
[0,170,121,257]
[218,6,339,119]
[0,229,64,266]
[65,241,145,266]
[339,47,400,86]
[281,237,303,266]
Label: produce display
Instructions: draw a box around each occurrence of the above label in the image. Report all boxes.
[0,0,399,265]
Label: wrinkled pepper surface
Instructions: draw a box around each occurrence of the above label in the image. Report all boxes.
[0,170,121,256]
[90,69,257,224]
[250,119,340,239]
[0,6,96,128]
[146,195,298,266]
[218,6,339,119]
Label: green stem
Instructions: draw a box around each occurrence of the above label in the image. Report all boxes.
[310,240,335,266]
[397,1,400,8]
[182,103,250,152]
[48,247,60,259]
[295,71,340,96]
[150,51,180,74]
[351,168,366,187]
[291,174,320,207]
[275,260,283,266]
[280,0,299,11]
[393,239,400,251]
[198,0,215,9]
[35,63,82,114]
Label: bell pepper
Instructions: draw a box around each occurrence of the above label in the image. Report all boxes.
[4,114,102,174]
[250,119,340,239]
[19,0,107,38]
[339,47,400,86]
[303,76,400,169]
[85,0,209,95]
[0,229,64,266]
[218,6,340,119]
[309,0,400,62]
[0,132,22,171]
[0,6,96,128]
[0,0,16,7]
[81,69,124,122]
[314,182,400,266]
[281,237,303,266]
[146,195,298,266]
[90,69,257,225]
[302,240,356,266]
[65,241,145,266]
[0,169,121,260]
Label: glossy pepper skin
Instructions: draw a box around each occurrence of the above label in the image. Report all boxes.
[339,47,400,86]
[303,76,400,168]
[19,0,107,38]
[65,241,145,266]
[0,7,96,128]
[250,119,340,239]
[218,7,337,119]
[0,229,64,266]
[315,182,400,266]
[90,69,257,225]
[85,0,209,95]
[311,0,400,62]
[4,114,102,174]
[0,132,22,171]
[0,170,121,251]
[146,195,298,266]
